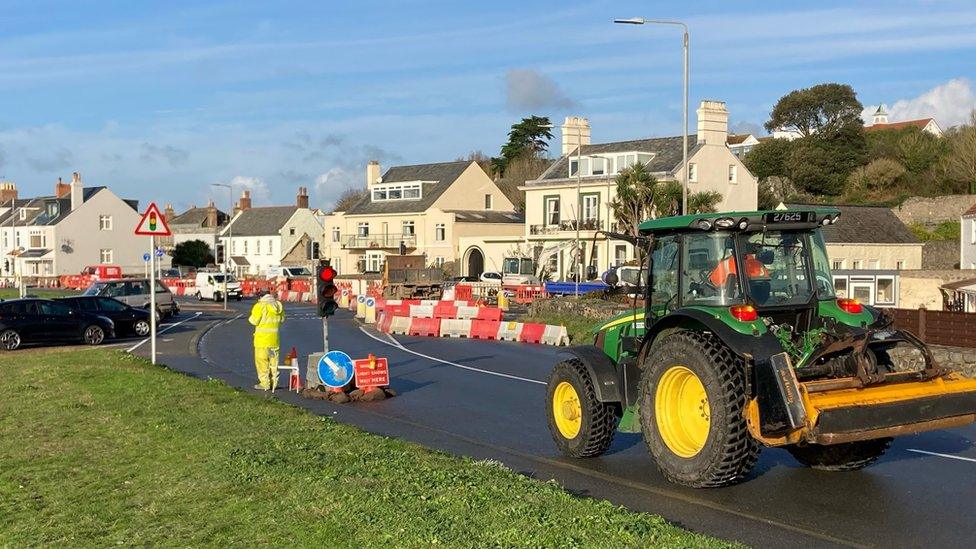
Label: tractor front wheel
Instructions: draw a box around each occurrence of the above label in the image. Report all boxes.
[787,438,892,471]
[546,359,619,458]
[639,331,760,488]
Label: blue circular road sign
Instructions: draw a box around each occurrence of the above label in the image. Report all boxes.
[155,248,165,257]
[318,350,354,389]
[143,253,151,262]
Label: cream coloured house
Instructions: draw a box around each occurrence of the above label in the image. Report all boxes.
[518,100,758,280]
[321,160,523,276]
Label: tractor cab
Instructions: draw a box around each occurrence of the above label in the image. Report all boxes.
[545,208,976,488]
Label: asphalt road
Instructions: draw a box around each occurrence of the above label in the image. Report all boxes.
[131,298,976,548]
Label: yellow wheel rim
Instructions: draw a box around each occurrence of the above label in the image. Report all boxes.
[552,381,582,439]
[655,365,710,458]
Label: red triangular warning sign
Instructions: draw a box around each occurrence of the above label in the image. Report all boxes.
[135,202,172,236]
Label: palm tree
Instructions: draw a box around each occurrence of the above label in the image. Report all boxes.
[609,163,657,239]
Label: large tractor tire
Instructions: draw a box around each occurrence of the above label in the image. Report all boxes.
[639,331,760,488]
[546,359,619,458]
[787,438,892,471]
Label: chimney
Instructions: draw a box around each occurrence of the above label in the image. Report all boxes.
[55,177,70,198]
[0,182,18,204]
[165,204,175,220]
[696,100,728,145]
[206,200,218,228]
[560,116,592,156]
[70,172,83,211]
[296,186,309,209]
[235,190,252,215]
[366,160,381,187]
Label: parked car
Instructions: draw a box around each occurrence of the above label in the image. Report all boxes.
[57,296,152,338]
[82,278,180,319]
[0,298,115,350]
[160,268,182,278]
[480,271,503,284]
[194,272,243,301]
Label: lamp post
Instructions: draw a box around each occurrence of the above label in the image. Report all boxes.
[614,17,689,215]
[211,183,233,311]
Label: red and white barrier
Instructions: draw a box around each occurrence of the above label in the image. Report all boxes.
[440,318,472,338]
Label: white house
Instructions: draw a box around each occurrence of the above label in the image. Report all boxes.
[961,202,976,270]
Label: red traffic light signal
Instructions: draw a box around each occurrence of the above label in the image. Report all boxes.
[317,263,339,317]
[319,265,337,282]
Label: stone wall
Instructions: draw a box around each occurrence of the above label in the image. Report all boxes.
[922,240,960,269]
[528,296,635,319]
[893,195,976,227]
[889,344,976,378]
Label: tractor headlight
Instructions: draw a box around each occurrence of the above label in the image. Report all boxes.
[714,217,735,229]
[738,218,749,230]
[696,219,713,230]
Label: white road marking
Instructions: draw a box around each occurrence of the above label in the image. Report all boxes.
[358,326,545,386]
[125,312,203,352]
[220,313,244,327]
[906,448,976,463]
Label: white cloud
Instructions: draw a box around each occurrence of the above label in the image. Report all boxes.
[505,69,577,112]
[863,78,976,128]
[222,175,270,204]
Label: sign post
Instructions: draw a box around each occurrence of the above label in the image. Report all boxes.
[134,202,172,364]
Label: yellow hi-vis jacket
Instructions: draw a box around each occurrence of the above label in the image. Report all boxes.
[248,296,285,348]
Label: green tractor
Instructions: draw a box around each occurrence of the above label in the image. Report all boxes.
[546,209,976,488]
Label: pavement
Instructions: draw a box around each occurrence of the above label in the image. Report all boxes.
[129,297,976,548]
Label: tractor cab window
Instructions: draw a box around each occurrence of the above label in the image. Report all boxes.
[738,230,815,307]
[649,235,679,315]
[809,230,836,299]
[682,233,745,306]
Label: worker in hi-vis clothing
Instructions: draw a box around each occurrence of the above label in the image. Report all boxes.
[248,291,286,391]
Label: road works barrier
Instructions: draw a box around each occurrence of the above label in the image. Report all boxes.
[454,284,473,301]
[440,318,472,338]
[455,305,481,320]
[356,295,367,318]
[364,297,377,324]
[475,307,503,321]
[541,325,571,346]
[389,315,411,335]
[377,311,394,333]
[497,321,523,341]
[340,289,350,308]
[470,319,500,340]
[433,303,458,319]
[519,323,547,344]
[409,304,435,318]
[408,317,440,337]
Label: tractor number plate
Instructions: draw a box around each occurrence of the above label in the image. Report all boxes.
[763,211,815,223]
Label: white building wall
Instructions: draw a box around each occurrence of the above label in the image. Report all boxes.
[962,216,976,270]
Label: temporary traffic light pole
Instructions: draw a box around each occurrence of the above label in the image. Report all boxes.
[317,261,339,353]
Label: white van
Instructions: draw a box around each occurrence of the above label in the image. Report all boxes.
[266,266,312,280]
[195,272,243,301]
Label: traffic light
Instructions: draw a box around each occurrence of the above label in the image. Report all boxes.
[317,261,339,317]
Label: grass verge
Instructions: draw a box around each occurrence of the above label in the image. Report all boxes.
[0,288,79,299]
[0,348,731,547]
[520,311,601,344]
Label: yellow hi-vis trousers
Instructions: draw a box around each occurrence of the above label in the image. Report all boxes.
[254,346,280,390]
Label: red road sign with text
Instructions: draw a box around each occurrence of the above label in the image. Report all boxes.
[354,356,389,388]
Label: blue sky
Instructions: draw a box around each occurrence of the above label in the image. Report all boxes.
[2,0,975,211]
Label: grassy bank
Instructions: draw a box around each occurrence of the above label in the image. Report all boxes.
[0,287,79,299]
[0,348,729,547]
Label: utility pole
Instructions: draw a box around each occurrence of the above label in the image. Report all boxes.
[212,183,233,311]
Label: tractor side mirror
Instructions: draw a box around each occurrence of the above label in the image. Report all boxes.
[757,250,774,265]
[605,271,619,287]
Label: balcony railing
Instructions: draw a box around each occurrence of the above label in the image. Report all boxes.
[342,232,417,249]
[530,219,602,235]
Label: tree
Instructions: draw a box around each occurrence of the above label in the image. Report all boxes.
[494,115,553,175]
[610,163,657,238]
[944,111,976,194]
[333,188,367,212]
[688,191,723,213]
[743,138,793,180]
[846,158,906,197]
[171,240,214,268]
[786,140,840,195]
[765,83,864,138]
[493,155,551,212]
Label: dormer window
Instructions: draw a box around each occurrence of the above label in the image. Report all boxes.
[19,209,26,220]
[372,182,422,201]
[569,152,654,177]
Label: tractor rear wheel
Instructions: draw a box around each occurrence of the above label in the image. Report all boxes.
[546,359,619,458]
[639,331,760,488]
[787,438,892,471]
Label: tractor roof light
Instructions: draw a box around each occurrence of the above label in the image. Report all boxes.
[821,217,831,226]
[738,218,749,230]
[714,217,735,229]
[729,304,758,322]
[696,219,713,231]
[837,298,863,314]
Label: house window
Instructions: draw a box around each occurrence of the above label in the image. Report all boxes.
[971,221,976,244]
[231,240,236,254]
[267,240,273,255]
[19,209,26,220]
[582,194,599,222]
[99,215,112,230]
[29,230,44,249]
[256,240,261,255]
[590,157,607,176]
[896,260,905,270]
[435,223,445,241]
[615,245,627,266]
[484,194,493,210]
[852,260,862,270]
[357,222,369,237]
[876,276,896,305]
[834,277,848,298]
[332,227,340,243]
[100,249,113,264]
[545,197,560,226]
[728,165,737,183]
[832,259,844,270]
[689,163,698,182]
[434,256,445,267]
[289,227,296,236]
[402,221,415,236]
[372,183,422,201]
[243,240,248,254]
[365,251,384,273]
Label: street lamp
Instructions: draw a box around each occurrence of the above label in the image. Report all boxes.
[539,122,583,297]
[211,183,233,311]
[614,17,690,215]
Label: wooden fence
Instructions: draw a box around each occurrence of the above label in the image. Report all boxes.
[891,308,976,348]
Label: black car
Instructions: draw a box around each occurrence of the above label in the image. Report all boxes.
[0,298,115,350]
[57,296,151,338]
